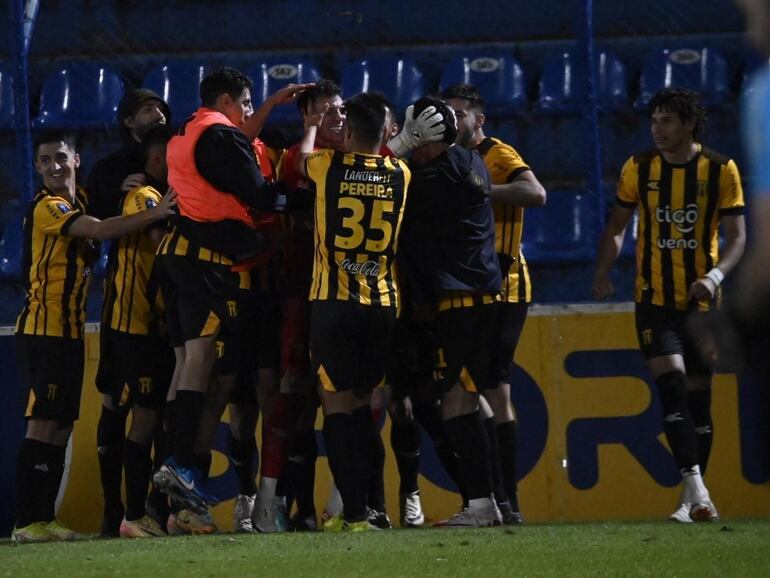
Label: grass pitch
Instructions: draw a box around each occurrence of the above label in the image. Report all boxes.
[2,521,769,577]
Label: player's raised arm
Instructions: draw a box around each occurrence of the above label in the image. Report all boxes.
[241,83,315,141]
[296,102,328,178]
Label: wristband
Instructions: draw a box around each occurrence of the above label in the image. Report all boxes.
[705,267,724,286]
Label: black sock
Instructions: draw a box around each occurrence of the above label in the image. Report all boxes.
[656,371,699,471]
[352,406,385,513]
[124,440,153,521]
[484,416,507,503]
[146,426,170,522]
[496,420,519,511]
[414,402,468,504]
[164,399,177,456]
[174,390,205,468]
[688,389,713,475]
[194,452,212,480]
[229,432,257,496]
[15,439,62,527]
[287,428,317,517]
[444,411,492,501]
[391,418,421,496]
[323,413,363,522]
[97,405,128,515]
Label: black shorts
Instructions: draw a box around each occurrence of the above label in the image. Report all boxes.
[311,300,397,397]
[434,303,497,394]
[161,254,248,343]
[16,334,84,425]
[96,328,174,408]
[634,301,712,377]
[490,302,529,385]
[386,317,435,401]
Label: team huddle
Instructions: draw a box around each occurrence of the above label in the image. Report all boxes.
[10,65,744,543]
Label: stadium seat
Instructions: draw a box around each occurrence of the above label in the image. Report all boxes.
[0,213,23,280]
[34,62,125,129]
[438,52,527,115]
[0,64,14,129]
[521,189,599,263]
[248,59,321,124]
[143,62,210,124]
[341,56,426,113]
[635,48,729,109]
[741,52,770,100]
[537,50,628,114]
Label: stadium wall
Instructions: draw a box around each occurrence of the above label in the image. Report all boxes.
[1,306,767,535]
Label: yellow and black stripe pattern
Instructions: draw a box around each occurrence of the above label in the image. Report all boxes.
[157,227,251,290]
[16,187,94,339]
[617,145,744,311]
[102,186,165,335]
[476,137,532,303]
[437,290,501,312]
[306,149,410,308]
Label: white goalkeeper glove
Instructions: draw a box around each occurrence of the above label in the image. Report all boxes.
[386,104,445,157]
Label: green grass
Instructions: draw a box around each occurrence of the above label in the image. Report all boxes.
[2,521,770,577]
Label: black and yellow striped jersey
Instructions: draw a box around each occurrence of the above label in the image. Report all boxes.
[617,145,745,311]
[306,149,410,308]
[102,186,166,335]
[16,187,96,339]
[475,137,532,303]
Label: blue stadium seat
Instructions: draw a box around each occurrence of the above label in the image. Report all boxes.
[0,213,23,280]
[439,52,527,115]
[0,64,14,129]
[249,59,321,124]
[34,62,125,129]
[537,50,628,114]
[341,56,426,113]
[521,190,599,263]
[636,48,729,109]
[143,62,210,124]
[741,52,770,100]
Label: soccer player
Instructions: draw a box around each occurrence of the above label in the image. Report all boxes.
[12,131,177,544]
[592,88,746,522]
[296,92,411,532]
[442,83,546,523]
[250,80,348,533]
[88,88,171,536]
[400,96,503,527]
[153,67,278,511]
[97,125,176,538]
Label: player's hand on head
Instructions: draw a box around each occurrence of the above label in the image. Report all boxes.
[272,83,315,105]
[387,104,445,157]
[411,105,446,145]
[591,275,614,300]
[688,277,717,302]
[121,172,147,193]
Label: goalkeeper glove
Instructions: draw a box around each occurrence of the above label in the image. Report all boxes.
[386,105,446,157]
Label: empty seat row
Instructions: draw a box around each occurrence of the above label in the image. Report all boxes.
[0,46,757,130]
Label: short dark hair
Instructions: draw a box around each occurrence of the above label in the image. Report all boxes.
[34,131,77,156]
[413,96,457,145]
[200,67,252,108]
[440,83,485,112]
[297,79,342,114]
[649,88,707,139]
[142,125,174,166]
[344,93,387,147]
